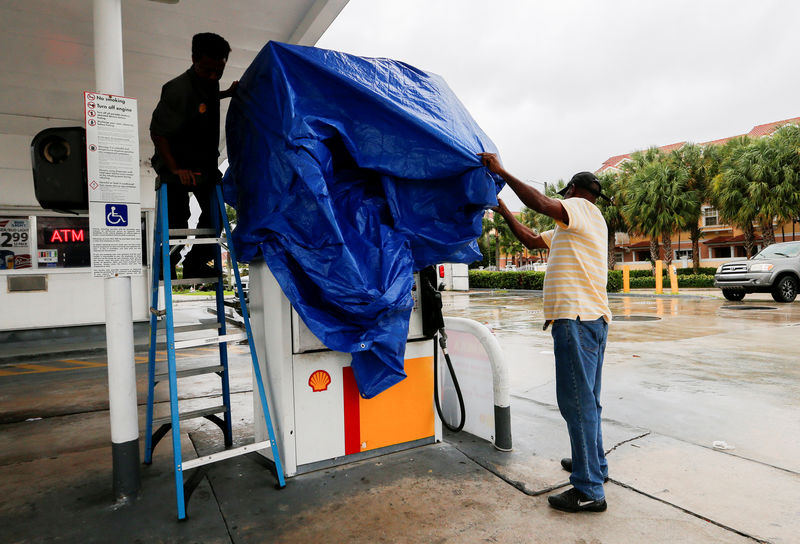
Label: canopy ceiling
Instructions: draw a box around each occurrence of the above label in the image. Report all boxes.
[0,0,349,163]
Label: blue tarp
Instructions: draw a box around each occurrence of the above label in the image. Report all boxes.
[223,41,502,398]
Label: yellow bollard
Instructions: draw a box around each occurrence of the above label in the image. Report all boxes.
[655,260,663,294]
[623,265,630,293]
[669,264,678,294]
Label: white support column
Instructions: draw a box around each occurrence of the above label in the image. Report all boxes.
[93,0,140,502]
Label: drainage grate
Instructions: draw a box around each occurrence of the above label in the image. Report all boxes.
[722,305,776,311]
[614,315,661,322]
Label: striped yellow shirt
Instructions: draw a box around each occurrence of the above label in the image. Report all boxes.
[539,197,611,323]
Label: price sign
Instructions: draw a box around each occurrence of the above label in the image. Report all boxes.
[0,218,32,269]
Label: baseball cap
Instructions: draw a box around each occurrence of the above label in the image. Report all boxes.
[557,171,610,201]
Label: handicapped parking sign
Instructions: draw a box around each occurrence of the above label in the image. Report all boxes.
[105,204,128,226]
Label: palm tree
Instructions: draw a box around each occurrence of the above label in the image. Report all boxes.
[504,180,566,265]
[672,143,713,271]
[500,236,526,266]
[596,171,626,269]
[711,137,758,257]
[753,124,800,245]
[622,149,695,267]
[481,210,510,267]
[620,149,662,265]
[518,203,552,263]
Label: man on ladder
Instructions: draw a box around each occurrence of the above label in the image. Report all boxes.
[145,33,285,521]
[149,32,237,280]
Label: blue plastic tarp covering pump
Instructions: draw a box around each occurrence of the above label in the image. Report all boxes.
[223,41,503,398]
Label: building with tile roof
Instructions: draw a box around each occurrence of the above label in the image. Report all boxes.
[597,117,800,269]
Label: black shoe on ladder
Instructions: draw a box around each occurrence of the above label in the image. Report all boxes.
[144,183,285,520]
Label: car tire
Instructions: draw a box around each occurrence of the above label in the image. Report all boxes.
[722,289,745,301]
[771,275,799,303]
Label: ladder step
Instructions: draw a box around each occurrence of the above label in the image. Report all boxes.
[152,321,221,333]
[168,228,217,236]
[155,365,224,381]
[152,325,235,347]
[174,332,248,350]
[172,322,221,334]
[168,237,222,246]
[153,404,227,427]
[161,277,220,286]
[181,441,271,471]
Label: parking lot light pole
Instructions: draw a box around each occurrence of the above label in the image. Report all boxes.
[94,0,140,504]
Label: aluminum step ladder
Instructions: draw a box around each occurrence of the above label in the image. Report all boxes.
[144,182,285,520]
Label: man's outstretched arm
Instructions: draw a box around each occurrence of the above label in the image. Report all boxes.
[492,198,549,250]
[479,152,568,225]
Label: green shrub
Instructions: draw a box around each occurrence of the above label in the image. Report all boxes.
[626,274,715,289]
[676,267,716,276]
[468,270,620,292]
[629,276,655,288]
[607,270,622,292]
[677,274,715,287]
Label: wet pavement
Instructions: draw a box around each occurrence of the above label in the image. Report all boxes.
[449,290,800,475]
[1,290,799,542]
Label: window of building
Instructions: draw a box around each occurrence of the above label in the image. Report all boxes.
[711,246,732,258]
[675,249,692,260]
[614,252,624,263]
[634,250,651,261]
[703,207,719,227]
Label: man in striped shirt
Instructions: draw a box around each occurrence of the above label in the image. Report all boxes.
[479,153,612,513]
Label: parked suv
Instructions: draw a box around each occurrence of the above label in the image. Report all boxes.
[714,241,800,302]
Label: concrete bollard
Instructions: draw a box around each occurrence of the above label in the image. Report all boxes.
[669,264,678,294]
[623,265,630,293]
[655,260,663,294]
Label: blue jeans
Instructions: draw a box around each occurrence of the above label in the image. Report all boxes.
[552,317,608,500]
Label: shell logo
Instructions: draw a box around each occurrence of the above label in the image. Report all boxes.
[308,370,331,392]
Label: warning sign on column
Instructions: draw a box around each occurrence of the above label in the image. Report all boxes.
[89,202,142,277]
[85,91,142,278]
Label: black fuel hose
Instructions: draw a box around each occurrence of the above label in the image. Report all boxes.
[433,328,466,433]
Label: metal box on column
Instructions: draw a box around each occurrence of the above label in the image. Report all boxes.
[249,262,440,477]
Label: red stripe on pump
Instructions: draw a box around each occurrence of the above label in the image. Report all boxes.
[342,366,361,455]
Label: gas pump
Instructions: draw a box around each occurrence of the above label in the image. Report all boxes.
[249,262,447,477]
[419,267,466,433]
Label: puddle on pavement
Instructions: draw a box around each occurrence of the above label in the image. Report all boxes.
[720,306,777,311]
[613,315,661,322]
[444,291,800,344]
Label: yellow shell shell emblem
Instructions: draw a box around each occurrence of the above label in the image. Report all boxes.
[308,370,331,392]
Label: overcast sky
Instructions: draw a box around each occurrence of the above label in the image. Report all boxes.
[317,0,800,210]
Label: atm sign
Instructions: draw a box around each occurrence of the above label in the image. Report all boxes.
[47,229,86,243]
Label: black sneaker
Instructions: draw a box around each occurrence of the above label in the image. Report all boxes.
[560,458,609,483]
[548,487,607,513]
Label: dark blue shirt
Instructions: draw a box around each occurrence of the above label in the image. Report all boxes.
[150,67,220,175]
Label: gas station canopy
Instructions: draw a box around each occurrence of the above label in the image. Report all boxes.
[0,0,350,177]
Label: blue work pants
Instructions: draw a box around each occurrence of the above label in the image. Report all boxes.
[552,317,608,500]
